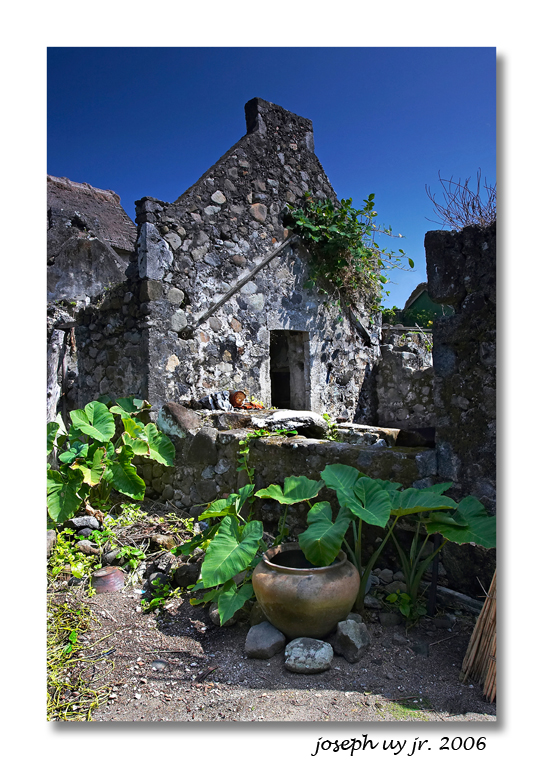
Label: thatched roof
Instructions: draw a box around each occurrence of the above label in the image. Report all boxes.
[47,175,136,254]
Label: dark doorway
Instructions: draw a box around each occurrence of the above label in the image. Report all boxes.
[269,330,309,410]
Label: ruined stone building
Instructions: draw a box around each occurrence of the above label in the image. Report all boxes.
[47,98,496,595]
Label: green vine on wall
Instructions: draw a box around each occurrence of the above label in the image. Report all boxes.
[284,192,413,313]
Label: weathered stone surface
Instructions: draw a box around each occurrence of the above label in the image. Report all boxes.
[284,638,334,674]
[76,540,100,556]
[173,562,200,588]
[188,427,219,465]
[250,409,329,439]
[47,529,57,558]
[67,515,101,531]
[137,222,173,280]
[331,620,372,663]
[157,402,203,438]
[245,621,286,659]
[379,612,403,627]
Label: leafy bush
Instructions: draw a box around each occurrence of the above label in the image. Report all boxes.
[284,193,413,311]
[47,397,175,525]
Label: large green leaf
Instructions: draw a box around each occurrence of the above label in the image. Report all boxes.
[255,476,324,505]
[200,516,263,588]
[425,496,496,548]
[70,401,116,443]
[47,422,59,454]
[144,423,175,466]
[298,502,352,566]
[320,464,361,495]
[388,488,458,517]
[47,469,82,523]
[217,580,255,625]
[110,397,152,419]
[121,418,150,456]
[172,523,221,556]
[336,477,392,528]
[58,440,89,465]
[105,446,146,500]
[74,446,107,487]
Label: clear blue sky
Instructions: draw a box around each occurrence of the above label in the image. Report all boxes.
[47,47,495,308]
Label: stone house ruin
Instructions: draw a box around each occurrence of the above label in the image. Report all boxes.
[47,98,496,597]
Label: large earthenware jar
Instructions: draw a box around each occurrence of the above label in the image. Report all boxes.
[252,542,360,639]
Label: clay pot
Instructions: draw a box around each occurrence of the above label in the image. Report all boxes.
[252,543,360,639]
[91,566,125,594]
[229,390,246,407]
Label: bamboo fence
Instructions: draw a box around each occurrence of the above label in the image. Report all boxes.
[460,571,496,703]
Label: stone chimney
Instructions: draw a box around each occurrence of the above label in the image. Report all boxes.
[244,97,315,153]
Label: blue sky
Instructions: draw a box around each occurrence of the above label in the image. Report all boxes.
[47,47,495,308]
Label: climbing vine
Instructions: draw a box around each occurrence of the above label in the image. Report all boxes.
[284,192,413,312]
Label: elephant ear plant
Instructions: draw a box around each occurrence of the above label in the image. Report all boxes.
[47,397,175,525]
[178,476,325,626]
[295,464,496,614]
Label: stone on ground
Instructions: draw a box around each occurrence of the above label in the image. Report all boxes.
[284,637,334,674]
[245,621,286,659]
[331,619,371,663]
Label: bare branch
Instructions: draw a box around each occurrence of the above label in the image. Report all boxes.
[425,169,496,230]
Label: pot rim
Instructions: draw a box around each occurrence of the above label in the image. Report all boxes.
[261,542,348,574]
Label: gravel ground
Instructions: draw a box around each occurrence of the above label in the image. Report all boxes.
[63,586,496,723]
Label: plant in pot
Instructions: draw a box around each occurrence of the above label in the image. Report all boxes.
[254,465,496,629]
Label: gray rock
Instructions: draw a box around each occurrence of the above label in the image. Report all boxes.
[76,540,100,556]
[245,621,286,659]
[384,580,408,594]
[331,620,371,663]
[413,641,430,657]
[148,572,169,590]
[364,595,382,610]
[67,515,100,531]
[379,568,394,584]
[76,527,95,539]
[102,548,125,566]
[393,632,409,645]
[346,612,363,624]
[379,611,403,627]
[173,562,200,588]
[188,427,218,465]
[250,409,329,439]
[47,529,57,558]
[284,638,334,674]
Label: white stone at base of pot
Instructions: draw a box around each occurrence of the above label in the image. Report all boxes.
[284,638,334,674]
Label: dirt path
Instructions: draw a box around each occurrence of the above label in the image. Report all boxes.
[64,587,496,723]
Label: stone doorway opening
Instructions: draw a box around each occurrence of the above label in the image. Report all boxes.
[269,330,310,410]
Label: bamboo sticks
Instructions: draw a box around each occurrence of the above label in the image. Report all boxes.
[460,571,496,703]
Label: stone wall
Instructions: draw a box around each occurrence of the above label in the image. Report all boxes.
[376,327,435,429]
[425,222,496,513]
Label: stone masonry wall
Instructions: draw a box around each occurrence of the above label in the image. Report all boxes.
[130,98,380,421]
[376,328,435,429]
[424,222,496,595]
[425,222,496,512]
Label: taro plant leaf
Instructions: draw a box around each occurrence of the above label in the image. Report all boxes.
[417,482,454,495]
[172,523,221,556]
[199,497,237,521]
[334,476,391,528]
[189,586,222,606]
[298,502,352,567]
[388,488,458,517]
[58,440,89,465]
[234,484,255,513]
[425,496,496,548]
[320,463,361,495]
[47,422,59,453]
[105,446,146,500]
[74,446,107,487]
[70,401,116,443]
[47,469,83,523]
[200,516,263,588]
[217,580,255,625]
[144,423,175,466]
[110,397,151,418]
[255,475,324,505]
